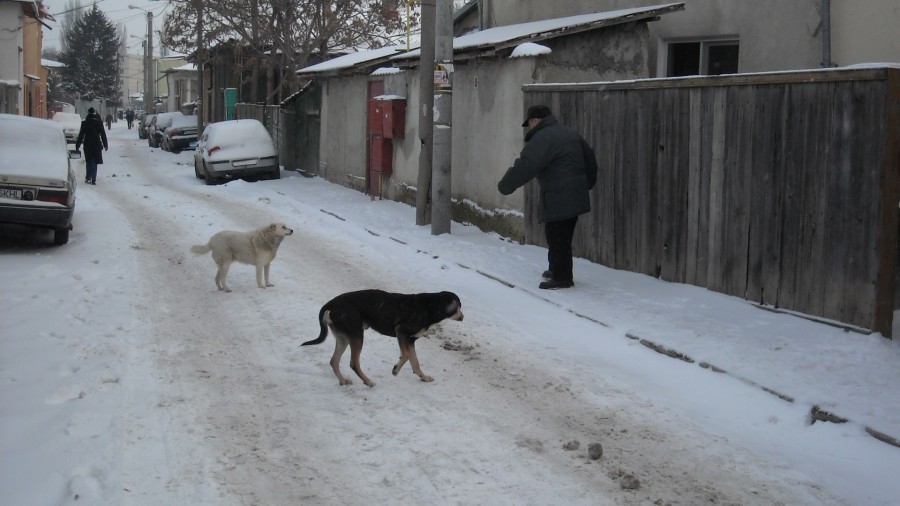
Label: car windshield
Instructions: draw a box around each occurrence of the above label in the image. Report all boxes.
[170,116,198,129]
[208,121,272,146]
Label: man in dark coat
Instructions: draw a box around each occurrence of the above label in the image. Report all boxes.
[498,105,598,289]
[75,107,108,185]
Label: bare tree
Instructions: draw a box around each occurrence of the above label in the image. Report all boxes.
[161,0,416,102]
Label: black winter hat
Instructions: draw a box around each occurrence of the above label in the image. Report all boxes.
[521,105,551,127]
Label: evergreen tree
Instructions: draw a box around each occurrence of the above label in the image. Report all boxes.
[58,5,121,102]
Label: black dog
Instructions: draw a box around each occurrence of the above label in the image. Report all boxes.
[302,290,464,387]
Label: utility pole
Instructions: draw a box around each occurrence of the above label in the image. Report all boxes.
[431,0,453,235]
[147,11,154,113]
[415,0,436,226]
[195,0,204,135]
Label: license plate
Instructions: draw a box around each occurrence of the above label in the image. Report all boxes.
[232,159,258,167]
[0,188,22,199]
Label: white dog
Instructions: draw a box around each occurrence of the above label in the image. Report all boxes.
[191,222,293,292]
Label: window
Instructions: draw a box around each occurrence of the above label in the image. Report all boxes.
[666,39,739,77]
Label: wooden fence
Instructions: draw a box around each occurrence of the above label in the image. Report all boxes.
[524,67,899,337]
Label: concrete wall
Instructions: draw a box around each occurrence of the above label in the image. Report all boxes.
[318,74,370,191]
[832,0,900,66]
[354,23,651,238]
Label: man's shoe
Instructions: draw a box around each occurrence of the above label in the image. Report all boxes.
[539,279,574,290]
[542,270,553,279]
[90,180,96,185]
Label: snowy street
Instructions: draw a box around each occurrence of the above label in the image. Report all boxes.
[2,125,899,505]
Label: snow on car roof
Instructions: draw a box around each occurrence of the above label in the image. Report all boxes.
[205,119,275,159]
[0,114,69,180]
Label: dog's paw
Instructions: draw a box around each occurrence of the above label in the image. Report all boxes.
[339,378,353,386]
[266,283,274,288]
[419,375,434,383]
[391,366,400,376]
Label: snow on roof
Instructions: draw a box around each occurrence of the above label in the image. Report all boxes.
[370,67,403,76]
[394,3,684,60]
[296,45,413,76]
[509,42,551,58]
[0,79,20,87]
[41,58,64,68]
[172,63,197,72]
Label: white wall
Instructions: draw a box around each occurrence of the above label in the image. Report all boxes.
[832,0,900,65]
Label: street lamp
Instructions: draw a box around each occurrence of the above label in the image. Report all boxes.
[129,5,154,114]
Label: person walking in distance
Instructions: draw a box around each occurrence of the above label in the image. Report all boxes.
[498,105,598,289]
[75,107,108,185]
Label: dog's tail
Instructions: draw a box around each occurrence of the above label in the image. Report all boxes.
[301,305,330,346]
[190,243,211,255]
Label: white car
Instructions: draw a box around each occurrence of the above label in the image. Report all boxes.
[51,111,82,144]
[193,119,280,185]
[0,114,81,245]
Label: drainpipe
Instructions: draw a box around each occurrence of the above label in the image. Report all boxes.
[477,0,484,30]
[822,0,833,67]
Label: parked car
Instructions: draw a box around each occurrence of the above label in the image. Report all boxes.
[0,114,80,245]
[138,113,155,140]
[161,115,199,153]
[51,112,82,144]
[193,119,280,185]
[147,111,183,148]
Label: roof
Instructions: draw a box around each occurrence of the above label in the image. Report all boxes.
[295,3,684,78]
[393,3,685,61]
[163,63,197,74]
[296,45,411,78]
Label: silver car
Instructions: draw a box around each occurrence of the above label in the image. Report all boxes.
[193,119,280,185]
[0,114,81,245]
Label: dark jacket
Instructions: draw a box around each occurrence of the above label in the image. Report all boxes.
[75,113,108,164]
[498,115,598,223]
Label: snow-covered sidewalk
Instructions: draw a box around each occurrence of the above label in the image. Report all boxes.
[2,125,899,506]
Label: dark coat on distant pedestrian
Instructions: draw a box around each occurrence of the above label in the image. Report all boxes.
[498,115,598,223]
[75,113,108,164]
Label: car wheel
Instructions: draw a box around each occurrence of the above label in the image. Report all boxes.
[269,169,281,180]
[194,160,203,179]
[53,228,69,245]
[204,172,218,185]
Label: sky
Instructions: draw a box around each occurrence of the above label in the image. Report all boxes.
[1,122,899,505]
[41,0,172,56]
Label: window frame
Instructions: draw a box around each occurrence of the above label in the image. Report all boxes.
[659,37,740,77]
